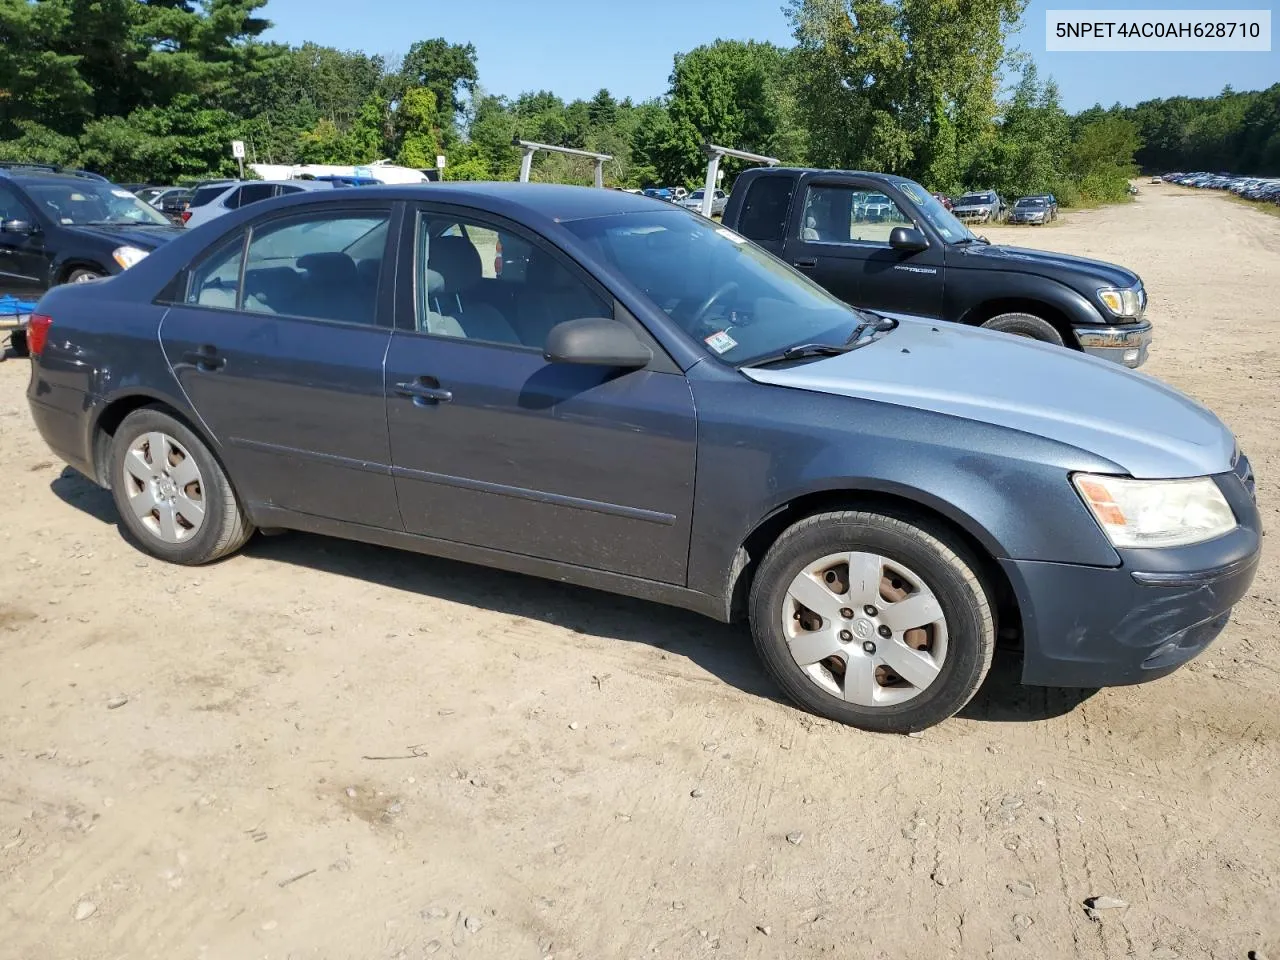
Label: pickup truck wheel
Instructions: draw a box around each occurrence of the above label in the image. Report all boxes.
[748,510,996,734]
[981,312,1065,346]
[108,408,254,565]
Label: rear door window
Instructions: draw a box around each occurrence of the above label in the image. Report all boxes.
[736,176,794,243]
[189,185,230,208]
[241,211,390,325]
[232,183,275,209]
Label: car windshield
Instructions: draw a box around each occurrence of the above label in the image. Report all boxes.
[959,193,992,205]
[23,181,171,226]
[688,190,705,199]
[1016,198,1046,207]
[565,209,867,365]
[894,179,976,243]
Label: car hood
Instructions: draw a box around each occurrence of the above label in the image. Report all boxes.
[741,319,1234,479]
[64,223,185,249]
[953,243,1138,287]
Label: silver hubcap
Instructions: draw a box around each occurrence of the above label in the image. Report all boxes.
[122,432,205,543]
[781,552,948,707]
[71,272,99,283]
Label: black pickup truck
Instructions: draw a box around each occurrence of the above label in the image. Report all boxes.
[720,167,1153,367]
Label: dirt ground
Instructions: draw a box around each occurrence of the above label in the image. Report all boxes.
[1,183,1277,960]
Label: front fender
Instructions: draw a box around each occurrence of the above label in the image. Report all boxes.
[685,378,1122,602]
[950,271,1106,331]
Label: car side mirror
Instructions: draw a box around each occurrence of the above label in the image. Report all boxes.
[544,317,652,369]
[889,226,929,252]
[1,218,32,235]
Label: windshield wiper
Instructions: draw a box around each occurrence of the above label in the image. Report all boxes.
[954,236,990,246]
[742,342,853,368]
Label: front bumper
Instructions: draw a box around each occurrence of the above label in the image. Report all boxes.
[1073,318,1153,368]
[1006,463,1260,688]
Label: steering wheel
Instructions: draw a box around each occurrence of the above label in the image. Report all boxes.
[689,281,739,328]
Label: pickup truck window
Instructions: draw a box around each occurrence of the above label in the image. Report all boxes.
[566,209,859,365]
[799,184,912,245]
[737,176,793,242]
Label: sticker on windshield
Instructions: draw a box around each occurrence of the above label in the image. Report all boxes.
[704,330,738,354]
[715,227,746,245]
[111,189,135,198]
[899,183,925,204]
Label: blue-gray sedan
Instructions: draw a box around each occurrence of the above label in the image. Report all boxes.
[24,184,1260,733]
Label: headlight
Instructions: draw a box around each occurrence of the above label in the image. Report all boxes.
[112,245,149,270]
[1072,474,1236,548]
[1097,284,1142,317]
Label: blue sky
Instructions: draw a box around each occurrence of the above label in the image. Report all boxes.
[263,0,1279,111]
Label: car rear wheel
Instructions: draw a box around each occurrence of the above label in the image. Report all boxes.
[980,312,1065,346]
[748,510,996,733]
[108,408,254,565]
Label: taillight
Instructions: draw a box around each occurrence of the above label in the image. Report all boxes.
[181,210,192,224]
[27,313,52,356]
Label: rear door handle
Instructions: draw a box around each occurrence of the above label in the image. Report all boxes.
[395,378,453,405]
[181,344,225,371]
[793,258,818,268]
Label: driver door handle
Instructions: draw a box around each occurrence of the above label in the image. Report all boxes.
[395,378,453,405]
[793,258,817,268]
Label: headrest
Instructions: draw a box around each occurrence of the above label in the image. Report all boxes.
[297,252,357,283]
[428,235,482,292]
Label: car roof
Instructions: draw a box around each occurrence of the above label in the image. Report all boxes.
[7,171,113,187]
[344,182,677,222]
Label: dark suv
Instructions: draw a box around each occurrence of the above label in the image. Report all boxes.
[0,168,183,352]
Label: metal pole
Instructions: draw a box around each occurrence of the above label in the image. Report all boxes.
[701,152,721,218]
[519,147,535,183]
[593,159,604,189]
[237,156,245,179]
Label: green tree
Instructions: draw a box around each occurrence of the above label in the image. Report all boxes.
[657,40,796,184]
[787,0,1025,186]
[396,38,478,132]
[344,93,388,162]
[394,86,440,168]
[1069,115,1142,202]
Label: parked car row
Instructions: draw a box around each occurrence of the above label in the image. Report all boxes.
[1161,171,1280,205]
[21,180,1258,735]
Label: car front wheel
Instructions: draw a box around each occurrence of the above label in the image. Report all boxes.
[108,407,254,565]
[749,510,996,733]
[980,312,1065,346]
[67,268,105,284]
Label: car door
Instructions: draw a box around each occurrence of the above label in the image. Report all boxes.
[160,201,401,528]
[782,177,944,321]
[0,182,48,297]
[384,203,698,584]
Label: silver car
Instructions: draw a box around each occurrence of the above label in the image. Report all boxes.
[182,180,332,229]
[952,191,1002,223]
[678,188,727,217]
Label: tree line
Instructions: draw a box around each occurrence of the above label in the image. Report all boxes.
[2,0,1276,204]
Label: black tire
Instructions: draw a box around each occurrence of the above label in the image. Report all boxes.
[65,268,104,284]
[8,329,28,357]
[108,407,254,565]
[980,312,1065,346]
[748,509,996,734]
